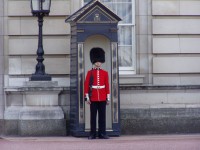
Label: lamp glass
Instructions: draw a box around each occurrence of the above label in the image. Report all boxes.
[42,0,51,11]
[31,0,40,11]
[31,0,51,13]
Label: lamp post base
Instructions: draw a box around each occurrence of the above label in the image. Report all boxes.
[30,74,52,81]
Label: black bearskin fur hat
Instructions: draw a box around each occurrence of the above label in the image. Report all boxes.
[90,47,105,64]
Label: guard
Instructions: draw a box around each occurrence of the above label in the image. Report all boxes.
[84,47,110,139]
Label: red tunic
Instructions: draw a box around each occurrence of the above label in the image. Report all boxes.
[84,68,110,102]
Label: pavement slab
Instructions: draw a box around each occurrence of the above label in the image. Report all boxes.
[0,134,200,150]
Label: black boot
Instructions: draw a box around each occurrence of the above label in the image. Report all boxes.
[88,134,96,140]
[98,133,109,139]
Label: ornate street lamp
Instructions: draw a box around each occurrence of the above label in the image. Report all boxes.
[30,0,51,81]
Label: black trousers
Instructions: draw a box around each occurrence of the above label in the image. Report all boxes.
[90,101,106,136]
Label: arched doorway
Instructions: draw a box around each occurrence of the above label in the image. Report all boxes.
[84,35,112,131]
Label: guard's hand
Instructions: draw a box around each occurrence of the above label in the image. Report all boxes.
[106,95,110,105]
[85,94,91,105]
[86,97,91,105]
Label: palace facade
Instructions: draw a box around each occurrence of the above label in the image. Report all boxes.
[0,0,200,136]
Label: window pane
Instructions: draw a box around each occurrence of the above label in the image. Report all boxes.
[118,26,132,45]
[84,1,132,24]
[103,2,132,24]
[118,46,132,67]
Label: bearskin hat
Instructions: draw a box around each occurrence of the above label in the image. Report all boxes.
[90,47,105,64]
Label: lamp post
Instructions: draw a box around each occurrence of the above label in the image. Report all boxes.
[30,0,51,81]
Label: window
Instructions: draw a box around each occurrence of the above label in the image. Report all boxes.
[83,0,136,74]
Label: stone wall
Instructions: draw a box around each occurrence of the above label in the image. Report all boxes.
[4,0,71,87]
[0,0,4,136]
[152,0,200,85]
[117,0,200,135]
[121,107,200,134]
[120,86,200,134]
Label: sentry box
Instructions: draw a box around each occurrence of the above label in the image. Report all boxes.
[66,0,121,137]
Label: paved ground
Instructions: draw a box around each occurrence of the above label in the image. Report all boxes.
[0,134,200,150]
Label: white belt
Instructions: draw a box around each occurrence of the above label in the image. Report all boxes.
[92,85,105,89]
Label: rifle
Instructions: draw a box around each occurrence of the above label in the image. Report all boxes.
[85,69,93,101]
[88,69,93,98]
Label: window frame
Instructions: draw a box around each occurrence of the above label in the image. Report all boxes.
[82,0,136,75]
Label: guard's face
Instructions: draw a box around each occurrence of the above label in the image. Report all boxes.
[94,62,102,68]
